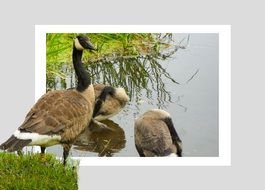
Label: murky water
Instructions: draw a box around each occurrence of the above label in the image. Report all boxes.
[46,33,219,157]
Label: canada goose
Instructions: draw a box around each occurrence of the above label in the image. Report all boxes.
[93,84,129,121]
[66,72,129,129]
[91,84,129,128]
[68,84,129,122]
[0,35,96,165]
[134,109,182,157]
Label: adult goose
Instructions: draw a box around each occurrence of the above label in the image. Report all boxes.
[66,74,129,129]
[68,84,129,122]
[0,35,96,165]
[134,109,182,157]
[92,84,129,126]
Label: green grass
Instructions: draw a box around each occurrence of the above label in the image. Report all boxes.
[46,33,173,83]
[0,152,78,190]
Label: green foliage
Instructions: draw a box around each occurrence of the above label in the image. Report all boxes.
[0,152,78,190]
[85,55,179,107]
[46,33,183,107]
[46,33,173,82]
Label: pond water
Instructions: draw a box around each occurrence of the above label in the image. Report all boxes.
[46,33,219,157]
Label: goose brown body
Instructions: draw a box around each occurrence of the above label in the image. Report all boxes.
[0,35,96,164]
[20,89,93,144]
[134,109,182,157]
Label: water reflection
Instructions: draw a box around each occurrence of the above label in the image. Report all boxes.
[46,35,193,157]
[73,120,126,157]
[45,34,219,157]
[47,51,180,109]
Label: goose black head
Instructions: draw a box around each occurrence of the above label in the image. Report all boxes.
[74,35,96,51]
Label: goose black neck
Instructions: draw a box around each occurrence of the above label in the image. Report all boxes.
[72,46,91,92]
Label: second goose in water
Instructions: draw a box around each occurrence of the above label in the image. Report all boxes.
[93,84,129,121]
[134,109,182,157]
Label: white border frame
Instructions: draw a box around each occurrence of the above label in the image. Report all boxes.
[35,25,231,166]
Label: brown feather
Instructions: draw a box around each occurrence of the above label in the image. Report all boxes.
[18,90,93,143]
[93,84,129,120]
[0,37,96,165]
[134,110,179,157]
[0,135,31,152]
[135,119,173,156]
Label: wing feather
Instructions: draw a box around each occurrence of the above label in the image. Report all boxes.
[19,90,91,138]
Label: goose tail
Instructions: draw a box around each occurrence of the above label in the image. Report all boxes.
[0,135,31,152]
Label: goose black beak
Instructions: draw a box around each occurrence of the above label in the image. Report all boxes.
[85,41,96,51]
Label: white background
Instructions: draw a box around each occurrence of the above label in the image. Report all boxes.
[0,0,264,189]
[35,25,230,166]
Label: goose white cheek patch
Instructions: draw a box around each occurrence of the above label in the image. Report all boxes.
[74,38,84,50]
